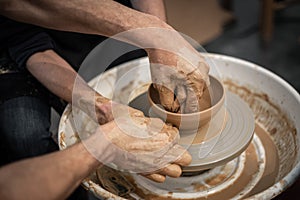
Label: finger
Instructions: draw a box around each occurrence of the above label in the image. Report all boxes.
[167,145,192,166]
[128,106,145,118]
[197,61,210,88]
[125,140,169,152]
[198,61,210,75]
[183,66,208,113]
[174,149,192,166]
[161,123,180,141]
[171,97,180,113]
[153,84,178,112]
[142,173,166,183]
[174,85,186,113]
[157,164,182,178]
[184,86,200,113]
[175,85,187,104]
[147,117,166,133]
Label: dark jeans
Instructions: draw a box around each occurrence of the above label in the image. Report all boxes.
[0,95,90,200]
[0,96,58,166]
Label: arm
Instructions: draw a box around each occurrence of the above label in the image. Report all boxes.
[26,50,112,124]
[0,0,169,45]
[26,50,192,183]
[0,120,191,200]
[0,141,102,200]
[26,50,106,106]
[130,0,167,22]
[2,0,209,113]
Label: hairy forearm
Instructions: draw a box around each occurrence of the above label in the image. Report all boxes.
[26,50,77,103]
[131,0,167,22]
[0,142,100,200]
[27,50,110,122]
[0,0,170,47]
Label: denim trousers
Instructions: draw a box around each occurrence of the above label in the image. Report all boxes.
[0,96,58,165]
[0,76,89,200]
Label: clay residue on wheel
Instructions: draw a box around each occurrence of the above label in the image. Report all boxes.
[224,80,298,180]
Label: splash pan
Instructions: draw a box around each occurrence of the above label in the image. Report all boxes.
[58,54,299,199]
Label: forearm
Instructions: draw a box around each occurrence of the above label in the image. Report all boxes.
[1,0,196,62]
[131,0,167,22]
[26,50,77,103]
[0,142,100,200]
[27,50,110,121]
[0,0,169,47]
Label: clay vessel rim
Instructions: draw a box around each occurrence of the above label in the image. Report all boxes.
[148,75,225,117]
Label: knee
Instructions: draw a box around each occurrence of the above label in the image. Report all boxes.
[0,97,58,160]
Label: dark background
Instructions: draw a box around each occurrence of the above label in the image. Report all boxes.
[203,0,300,199]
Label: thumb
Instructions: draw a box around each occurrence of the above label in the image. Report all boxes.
[153,83,179,113]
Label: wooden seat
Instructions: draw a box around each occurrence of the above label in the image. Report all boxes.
[261,0,300,42]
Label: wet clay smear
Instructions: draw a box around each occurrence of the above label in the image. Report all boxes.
[224,80,297,180]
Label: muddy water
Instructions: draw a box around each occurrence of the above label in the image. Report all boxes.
[224,80,297,180]
[247,124,279,196]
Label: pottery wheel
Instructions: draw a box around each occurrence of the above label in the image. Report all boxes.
[182,91,255,172]
[129,91,255,172]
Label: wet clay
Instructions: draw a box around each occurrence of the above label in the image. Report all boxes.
[73,120,280,200]
[247,123,279,196]
[90,81,291,199]
[96,166,134,197]
[150,83,212,113]
[224,80,297,179]
[62,78,297,200]
[147,75,225,135]
[112,123,278,200]
[130,91,225,145]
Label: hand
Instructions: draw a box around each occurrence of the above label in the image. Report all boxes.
[94,97,145,125]
[84,103,192,182]
[149,49,210,114]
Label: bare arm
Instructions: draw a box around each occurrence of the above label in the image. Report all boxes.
[0,141,101,200]
[130,0,167,22]
[26,50,192,183]
[0,0,169,47]
[1,0,209,114]
[0,119,191,200]
[26,50,110,123]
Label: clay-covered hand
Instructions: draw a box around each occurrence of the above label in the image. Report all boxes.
[148,49,210,114]
[77,94,144,125]
[85,104,191,182]
[93,97,145,125]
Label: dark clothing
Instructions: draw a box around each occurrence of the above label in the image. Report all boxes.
[0,0,135,71]
[0,3,147,200]
[0,96,58,165]
[0,1,147,199]
[0,15,106,71]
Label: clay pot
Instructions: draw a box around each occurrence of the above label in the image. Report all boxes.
[147,75,225,134]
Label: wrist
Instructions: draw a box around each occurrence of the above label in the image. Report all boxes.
[94,97,114,125]
[130,13,170,30]
[74,92,111,124]
[147,49,178,66]
[118,13,172,48]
